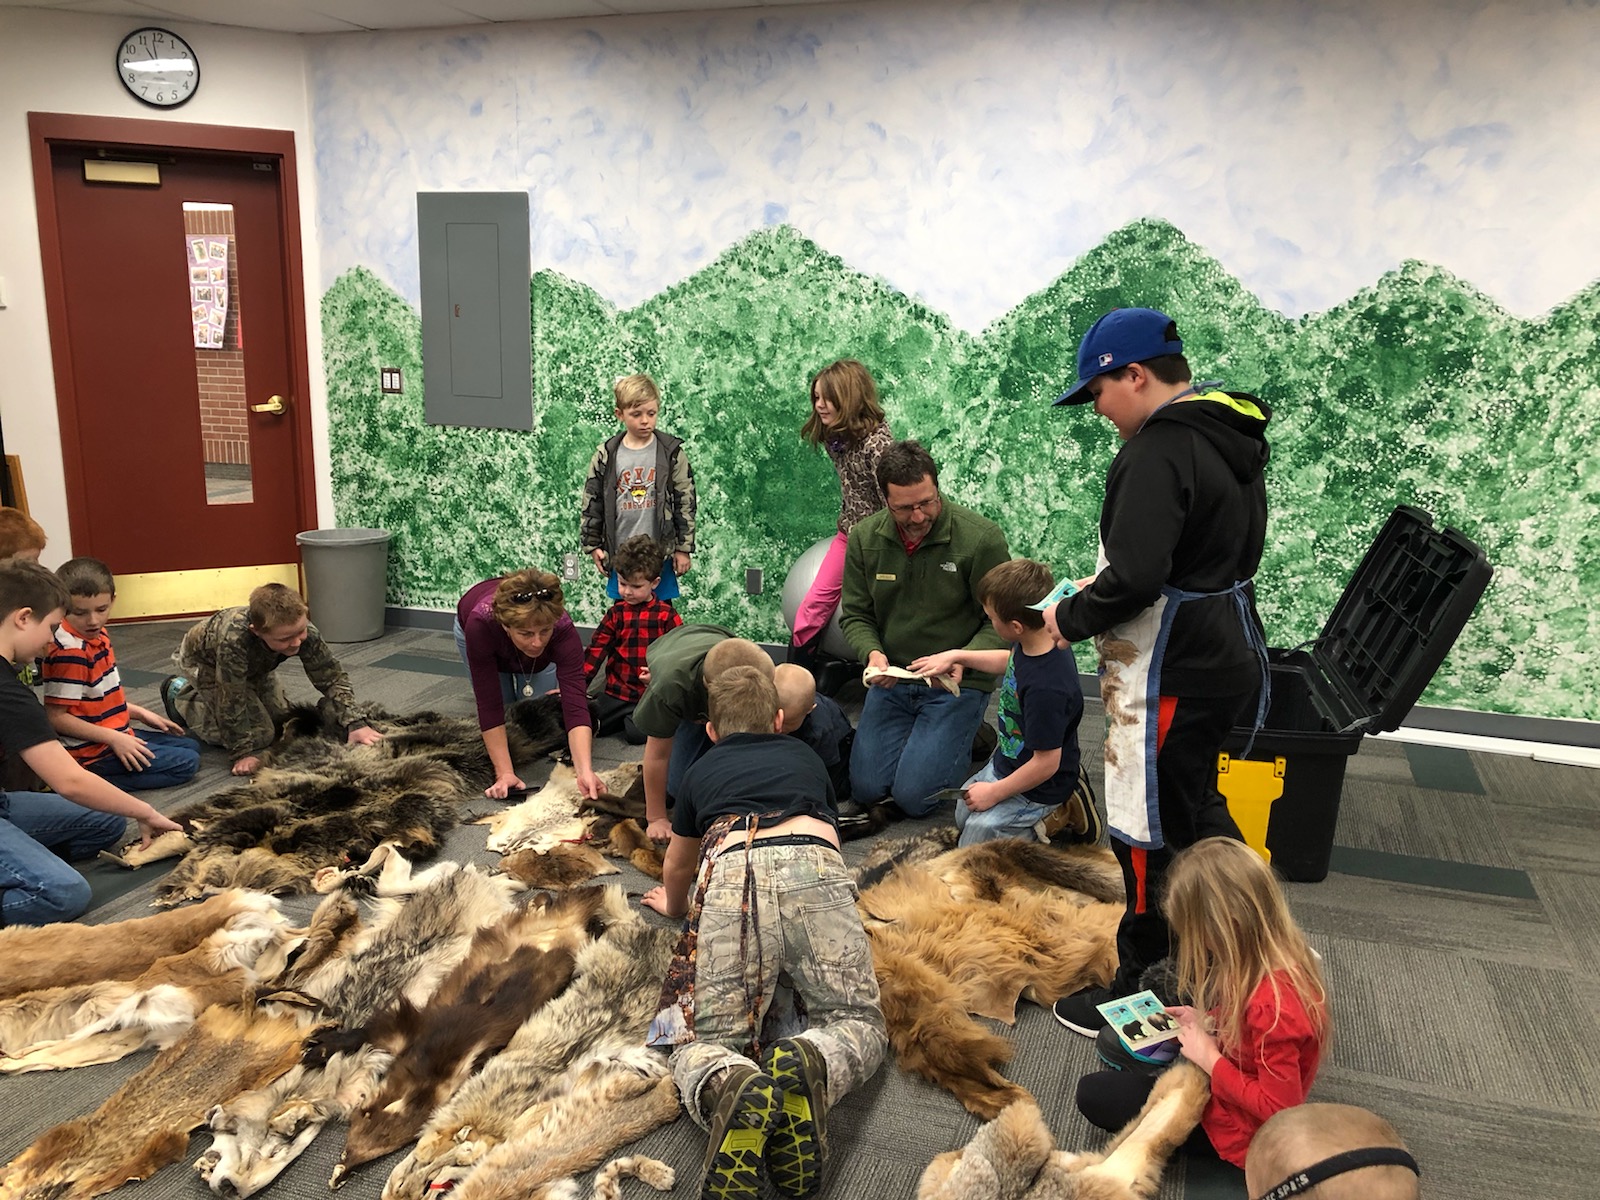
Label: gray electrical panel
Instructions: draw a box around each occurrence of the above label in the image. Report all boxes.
[418,191,532,430]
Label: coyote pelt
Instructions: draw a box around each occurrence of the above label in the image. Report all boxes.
[917,1063,1211,1199]
[384,914,677,1200]
[861,838,1122,1118]
[0,889,274,1001]
[452,1047,681,1200]
[0,904,292,1072]
[0,1005,309,1200]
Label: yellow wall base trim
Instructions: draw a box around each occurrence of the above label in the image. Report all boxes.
[113,563,301,621]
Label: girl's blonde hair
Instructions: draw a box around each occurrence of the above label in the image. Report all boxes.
[801,359,886,446]
[1165,837,1329,1061]
[491,569,565,631]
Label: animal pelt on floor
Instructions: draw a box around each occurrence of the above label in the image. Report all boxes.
[476,760,663,883]
[450,1047,682,1200]
[858,836,1123,1118]
[327,886,629,1185]
[0,1004,310,1200]
[0,902,293,1073]
[0,889,278,1000]
[383,912,677,1200]
[476,761,641,855]
[916,1063,1211,1200]
[198,861,524,1198]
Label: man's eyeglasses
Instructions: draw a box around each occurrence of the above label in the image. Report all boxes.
[887,495,941,518]
[513,587,555,604]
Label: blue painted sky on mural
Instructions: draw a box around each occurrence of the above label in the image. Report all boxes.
[310,0,1600,331]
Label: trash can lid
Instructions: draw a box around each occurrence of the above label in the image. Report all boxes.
[1304,505,1492,735]
[295,528,391,547]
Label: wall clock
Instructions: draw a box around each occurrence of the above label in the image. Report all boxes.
[116,27,200,109]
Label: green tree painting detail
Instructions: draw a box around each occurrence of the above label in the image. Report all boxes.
[322,219,1600,721]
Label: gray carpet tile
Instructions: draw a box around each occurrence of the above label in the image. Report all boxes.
[1327,846,1537,898]
[7,622,1600,1200]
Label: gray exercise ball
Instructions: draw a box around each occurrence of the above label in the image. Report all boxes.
[780,536,856,661]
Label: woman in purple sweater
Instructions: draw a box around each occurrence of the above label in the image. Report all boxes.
[453,569,599,800]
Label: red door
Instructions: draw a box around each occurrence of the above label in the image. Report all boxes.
[34,118,315,618]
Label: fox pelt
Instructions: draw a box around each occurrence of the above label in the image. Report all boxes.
[917,1063,1211,1200]
[859,836,1123,1118]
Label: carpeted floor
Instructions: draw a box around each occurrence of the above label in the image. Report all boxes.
[4,618,1598,1200]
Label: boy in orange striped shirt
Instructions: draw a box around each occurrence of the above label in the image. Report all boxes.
[41,558,200,790]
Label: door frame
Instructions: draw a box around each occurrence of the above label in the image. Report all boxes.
[27,111,318,560]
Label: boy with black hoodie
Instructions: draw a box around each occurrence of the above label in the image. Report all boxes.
[1041,307,1272,1037]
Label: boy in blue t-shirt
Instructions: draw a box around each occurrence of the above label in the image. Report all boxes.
[911,559,1094,847]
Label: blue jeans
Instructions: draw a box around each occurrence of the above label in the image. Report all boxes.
[86,730,202,790]
[0,790,127,926]
[452,617,556,703]
[953,759,1052,847]
[849,683,987,816]
[666,718,714,806]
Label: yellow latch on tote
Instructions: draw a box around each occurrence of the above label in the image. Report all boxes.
[1216,753,1286,865]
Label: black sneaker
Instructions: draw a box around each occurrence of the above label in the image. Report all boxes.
[1094,1023,1179,1074]
[1053,984,1114,1037]
[701,1064,781,1200]
[761,1036,829,1199]
[159,675,188,727]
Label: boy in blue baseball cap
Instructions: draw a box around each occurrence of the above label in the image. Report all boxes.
[1043,307,1274,1038]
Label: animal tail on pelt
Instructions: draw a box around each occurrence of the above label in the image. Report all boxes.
[1089,1060,1211,1197]
[956,840,1124,905]
[873,945,1029,1120]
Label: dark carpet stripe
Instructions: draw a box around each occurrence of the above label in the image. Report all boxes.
[1329,846,1536,898]
[371,652,466,677]
[1404,743,1485,793]
[82,854,176,914]
[118,667,165,688]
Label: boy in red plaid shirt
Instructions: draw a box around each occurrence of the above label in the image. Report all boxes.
[584,536,683,744]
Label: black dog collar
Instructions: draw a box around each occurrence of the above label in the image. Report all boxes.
[1255,1147,1420,1200]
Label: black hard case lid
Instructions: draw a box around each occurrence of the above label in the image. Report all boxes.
[1291,505,1492,736]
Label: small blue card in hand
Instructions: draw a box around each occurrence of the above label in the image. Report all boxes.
[1027,577,1078,612]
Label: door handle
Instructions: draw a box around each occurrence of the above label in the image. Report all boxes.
[251,395,286,415]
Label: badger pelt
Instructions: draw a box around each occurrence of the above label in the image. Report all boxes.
[861,838,1122,1118]
[263,695,569,780]
[327,887,627,1184]
[0,889,276,1001]
[916,1063,1211,1200]
[149,755,473,905]
[195,863,521,1197]
[0,904,293,1072]
[478,761,643,855]
[498,842,621,889]
[0,1004,310,1200]
[384,912,677,1200]
[450,1046,681,1200]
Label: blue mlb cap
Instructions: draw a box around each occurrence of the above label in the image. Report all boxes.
[1054,308,1184,406]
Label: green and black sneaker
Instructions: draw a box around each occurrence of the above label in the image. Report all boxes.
[700,1063,781,1200]
[761,1036,829,1200]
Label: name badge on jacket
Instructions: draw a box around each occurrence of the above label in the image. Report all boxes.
[876,573,896,581]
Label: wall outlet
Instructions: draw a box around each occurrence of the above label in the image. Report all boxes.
[380,366,403,393]
[562,553,580,581]
[745,567,763,595]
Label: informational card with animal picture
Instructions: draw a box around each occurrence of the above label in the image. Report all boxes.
[1096,990,1182,1053]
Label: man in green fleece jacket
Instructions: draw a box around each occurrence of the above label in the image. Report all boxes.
[839,439,1011,817]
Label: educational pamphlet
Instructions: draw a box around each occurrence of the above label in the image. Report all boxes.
[861,664,961,695]
[1095,990,1182,1054]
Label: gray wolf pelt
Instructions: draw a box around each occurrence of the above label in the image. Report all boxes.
[859,836,1123,1118]
[383,910,677,1200]
[916,1063,1211,1199]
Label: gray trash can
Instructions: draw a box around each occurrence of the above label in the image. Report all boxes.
[295,528,391,643]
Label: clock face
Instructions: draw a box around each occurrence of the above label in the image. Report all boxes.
[117,27,200,109]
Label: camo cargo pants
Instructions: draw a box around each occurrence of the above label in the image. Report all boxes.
[669,839,887,1128]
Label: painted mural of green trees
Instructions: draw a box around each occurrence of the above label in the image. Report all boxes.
[321,220,1599,720]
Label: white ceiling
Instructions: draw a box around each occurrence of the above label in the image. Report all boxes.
[1,0,864,35]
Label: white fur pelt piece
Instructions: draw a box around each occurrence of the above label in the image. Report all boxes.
[0,901,292,1073]
[916,1063,1211,1200]
[197,860,519,1198]
[383,912,676,1200]
[477,762,642,855]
